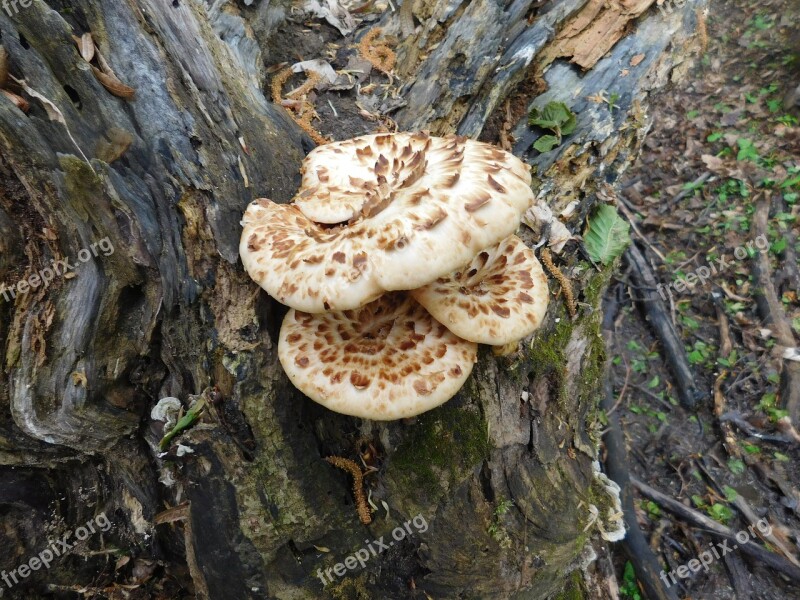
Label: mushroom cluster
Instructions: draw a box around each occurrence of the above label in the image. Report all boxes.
[240,132,549,420]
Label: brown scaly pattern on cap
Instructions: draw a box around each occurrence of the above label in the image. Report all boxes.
[410,235,549,346]
[241,134,534,313]
[278,293,477,420]
[295,132,532,224]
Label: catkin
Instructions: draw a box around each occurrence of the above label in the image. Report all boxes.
[359,28,396,75]
[541,248,577,318]
[325,456,372,524]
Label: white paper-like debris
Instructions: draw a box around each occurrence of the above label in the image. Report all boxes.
[176,444,194,457]
[302,0,357,35]
[522,204,574,254]
[291,59,338,88]
[559,200,580,219]
[151,397,182,428]
[782,347,800,362]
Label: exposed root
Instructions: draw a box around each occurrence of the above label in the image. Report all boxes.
[325,456,372,524]
[541,248,577,318]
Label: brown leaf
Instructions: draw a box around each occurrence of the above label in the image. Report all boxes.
[0,46,8,88]
[154,502,190,524]
[96,127,133,163]
[1,89,29,112]
[79,33,95,63]
[629,53,645,67]
[91,65,135,99]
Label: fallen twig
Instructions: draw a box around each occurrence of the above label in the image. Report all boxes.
[601,290,680,600]
[625,242,706,409]
[631,478,800,585]
[751,197,800,424]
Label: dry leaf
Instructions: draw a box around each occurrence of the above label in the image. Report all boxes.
[91,65,135,99]
[1,89,29,113]
[630,53,645,66]
[0,46,8,88]
[79,33,95,63]
[96,127,133,163]
[71,371,88,387]
[14,79,91,166]
[154,502,190,524]
[17,80,66,123]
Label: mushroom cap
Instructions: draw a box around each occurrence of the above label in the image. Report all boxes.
[410,235,549,345]
[295,132,532,224]
[278,293,477,420]
[240,135,534,313]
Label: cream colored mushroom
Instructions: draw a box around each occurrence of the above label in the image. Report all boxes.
[240,135,534,313]
[410,235,549,346]
[278,293,477,420]
[294,132,533,224]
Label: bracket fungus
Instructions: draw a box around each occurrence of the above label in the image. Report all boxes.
[240,133,534,313]
[239,132,550,420]
[278,293,477,420]
[410,235,549,346]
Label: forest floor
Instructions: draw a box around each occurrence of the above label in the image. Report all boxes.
[606,0,800,598]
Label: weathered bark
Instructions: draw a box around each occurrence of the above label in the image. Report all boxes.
[0,0,705,598]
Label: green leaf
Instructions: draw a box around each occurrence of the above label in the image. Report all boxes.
[723,485,739,501]
[620,561,642,599]
[533,134,561,153]
[781,174,800,188]
[707,131,724,142]
[688,350,705,364]
[737,138,759,162]
[728,458,746,474]
[771,238,787,254]
[159,398,207,451]
[647,376,660,389]
[583,205,631,265]
[708,503,733,523]
[529,101,576,135]
[774,452,790,462]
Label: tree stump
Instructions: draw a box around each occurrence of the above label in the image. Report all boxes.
[0,0,706,598]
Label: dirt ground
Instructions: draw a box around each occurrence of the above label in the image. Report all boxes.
[606,0,800,598]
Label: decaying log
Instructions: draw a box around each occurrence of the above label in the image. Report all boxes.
[0,0,707,597]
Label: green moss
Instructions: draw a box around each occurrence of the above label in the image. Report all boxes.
[528,314,573,375]
[326,574,370,600]
[389,399,489,498]
[552,570,585,600]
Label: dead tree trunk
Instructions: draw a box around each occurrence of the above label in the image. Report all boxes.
[0,0,705,598]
